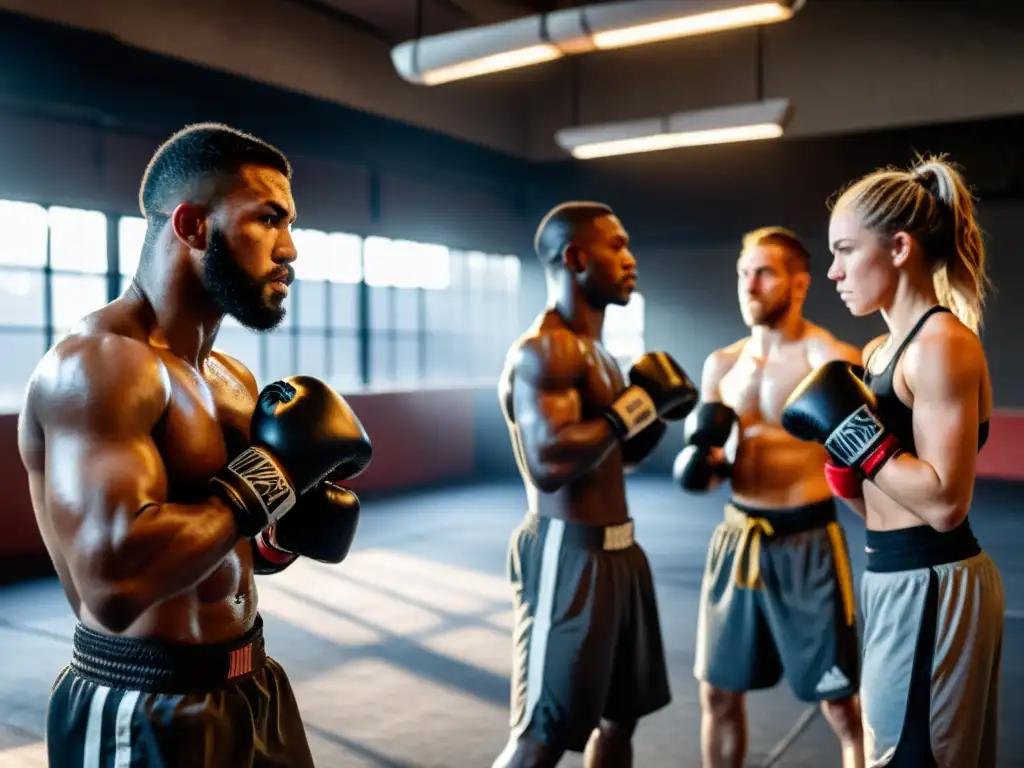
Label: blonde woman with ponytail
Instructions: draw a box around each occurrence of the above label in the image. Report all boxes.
[779,156,1004,767]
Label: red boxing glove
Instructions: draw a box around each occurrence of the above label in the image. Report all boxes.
[825,460,863,499]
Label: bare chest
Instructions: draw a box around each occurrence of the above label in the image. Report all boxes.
[154,355,255,499]
[578,342,627,414]
[719,350,812,427]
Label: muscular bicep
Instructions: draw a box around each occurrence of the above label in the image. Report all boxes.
[507,333,616,491]
[511,337,585,464]
[905,333,983,511]
[38,337,170,584]
[699,349,733,403]
[514,378,583,455]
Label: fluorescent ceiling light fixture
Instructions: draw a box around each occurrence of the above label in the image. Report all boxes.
[391,0,805,86]
[555,98,793,159]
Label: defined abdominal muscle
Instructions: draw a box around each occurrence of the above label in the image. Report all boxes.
[730,427,832,508]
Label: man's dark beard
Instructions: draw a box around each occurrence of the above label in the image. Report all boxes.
[202,229,288,331]
[755,293,791,328]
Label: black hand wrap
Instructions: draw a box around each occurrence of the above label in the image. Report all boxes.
[673,402,738,492]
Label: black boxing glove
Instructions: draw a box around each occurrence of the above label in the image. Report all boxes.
[621,419,668,469]
[255,482,360,566]
[781,361,900,479]
[212,376,373,538]
[673,402,738,492]
[604,352,698,440]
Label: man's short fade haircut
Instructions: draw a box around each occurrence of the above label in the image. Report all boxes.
[534,201,615,266]
[139,122,291,219]
[741,225,812,274]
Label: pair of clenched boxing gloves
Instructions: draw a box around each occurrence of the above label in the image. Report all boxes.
[675,360,902,499]
[210,376,374,573]
[207,354,704,575]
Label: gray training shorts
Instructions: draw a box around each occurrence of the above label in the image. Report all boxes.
[860,519,1003,767]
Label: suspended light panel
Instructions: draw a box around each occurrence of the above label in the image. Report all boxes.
[391,0,806,86]
[555,98,793,159]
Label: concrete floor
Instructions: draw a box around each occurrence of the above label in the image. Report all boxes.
[2,477,1024,767]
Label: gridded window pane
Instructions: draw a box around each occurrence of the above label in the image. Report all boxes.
[368,286,392,330]
[0,329,45,412]
[0,201,48,268]
[216,329,262,382]
[604,292,645,365]
[364,237,398,288]
[0,268,45,326]
[424,288,457,331]
[394,288,419,331]
[395,335,421,383]
[265,329,294,383]
[119,216,147,276]
[424,332,459,383]
[369,332,394,385]
[297,332,329,381]
[50,206,107,274]
[330,283,359,329]
[449,251,469,290]
[502,255,521,293]
[390,240,450,290]
[292,228,328,281]
[51,274,108,329]
[467,252,489,292]
[292,229,362,284]
[327,233,363,284]
[295,280,327,329]
[330,333,360,392]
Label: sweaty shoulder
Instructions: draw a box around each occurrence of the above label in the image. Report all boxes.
[208,349,260,400]
[804,324,862,368]
[28,332,171,436]
[512,326,588,391]
[700,339,745,400]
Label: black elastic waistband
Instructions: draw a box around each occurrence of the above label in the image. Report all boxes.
[524,515,635,551]
[728,497,836,536]
[865,518,981,572]
[71,615,267,693]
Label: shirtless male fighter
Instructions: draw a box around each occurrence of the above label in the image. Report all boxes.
[18,123,372,767]
[674,227,864,768]
[492,201,697,768]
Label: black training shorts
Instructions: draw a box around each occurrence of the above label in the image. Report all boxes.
[505,514,671,753]
[46,615,314,767]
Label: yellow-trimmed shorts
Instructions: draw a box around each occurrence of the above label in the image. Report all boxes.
[693,498,860,701]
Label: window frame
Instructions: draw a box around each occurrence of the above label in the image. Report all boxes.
[0,199,526,411]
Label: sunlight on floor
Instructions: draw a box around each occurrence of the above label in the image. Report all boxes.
[294,659,509,765]
[257,548,512,647]
[0,741,47,767]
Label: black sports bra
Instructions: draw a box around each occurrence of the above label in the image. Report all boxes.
[862,306,989,455]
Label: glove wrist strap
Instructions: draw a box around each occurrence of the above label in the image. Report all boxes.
[211,447,298,537]
[606,386,658,440]
[859,434,901,479]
